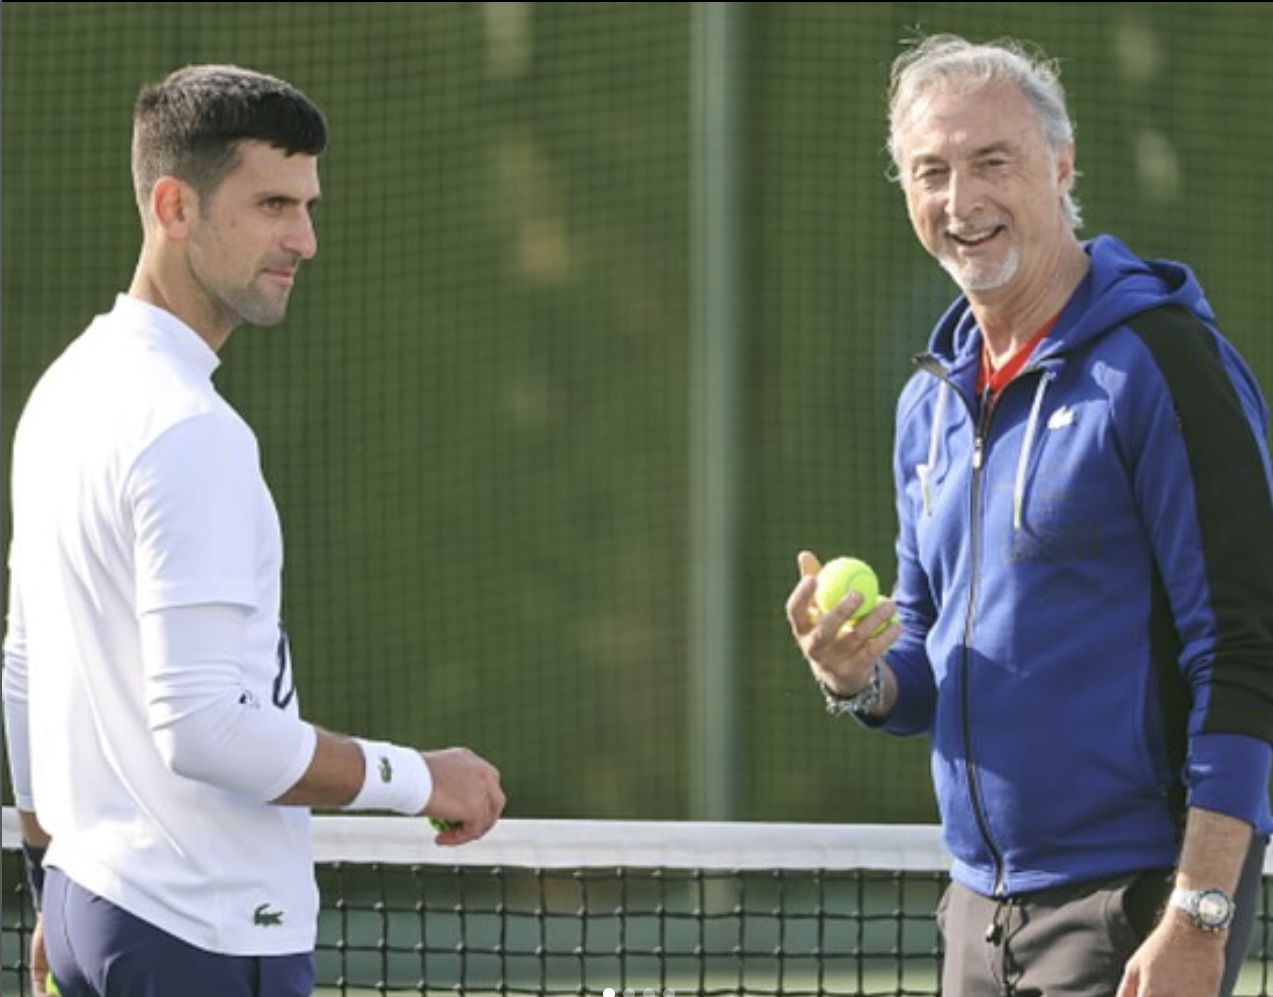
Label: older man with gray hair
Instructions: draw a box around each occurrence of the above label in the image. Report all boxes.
[787,33,1273,996]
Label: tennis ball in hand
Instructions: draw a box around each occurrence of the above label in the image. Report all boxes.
[815,556,898,637]
[815,557,879,624]
[428,817,460,832]
[46,972,62,997]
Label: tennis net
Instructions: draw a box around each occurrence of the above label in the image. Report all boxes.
[4,809,1273,995]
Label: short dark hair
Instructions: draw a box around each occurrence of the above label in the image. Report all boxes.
[132,64,327,217]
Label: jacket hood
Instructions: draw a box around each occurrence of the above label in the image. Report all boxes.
[910,235,1223,534]
[924,234,1219,370]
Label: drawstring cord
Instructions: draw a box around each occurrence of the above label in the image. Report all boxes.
[985,895,1022,995]
[918,381,949,516]
[984,895,1009,944]
[1012,374,1050,532]
[918,369,1049,530]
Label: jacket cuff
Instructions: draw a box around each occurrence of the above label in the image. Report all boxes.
[1186,732,1272,830]
[863,647,935,736]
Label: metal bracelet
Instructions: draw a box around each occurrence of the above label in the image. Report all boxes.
[819,663,883,717]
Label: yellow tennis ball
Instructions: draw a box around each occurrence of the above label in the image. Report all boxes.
[47,972,62,997]
[814,557,899,638]
[815,557,878,620]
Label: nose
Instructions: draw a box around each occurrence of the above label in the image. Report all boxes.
[945,168,984,222]
[283,210,318,260]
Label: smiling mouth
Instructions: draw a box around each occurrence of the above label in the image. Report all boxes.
[948,225,1005,247]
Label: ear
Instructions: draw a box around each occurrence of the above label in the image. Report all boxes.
[151,176,198,240]
[1054,142,1076,195]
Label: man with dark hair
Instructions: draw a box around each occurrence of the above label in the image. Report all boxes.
[130,64,329,219]
[3,64,505,997]
[786,35,1272,996]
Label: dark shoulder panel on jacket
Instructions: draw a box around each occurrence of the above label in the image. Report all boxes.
[1127,305,1273,743]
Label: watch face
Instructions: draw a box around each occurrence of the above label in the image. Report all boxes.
[1197,890,1233,927]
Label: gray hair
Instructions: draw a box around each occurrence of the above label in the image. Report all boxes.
[887,34,1082,229]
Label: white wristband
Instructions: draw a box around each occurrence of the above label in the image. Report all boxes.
[345,739,433,815]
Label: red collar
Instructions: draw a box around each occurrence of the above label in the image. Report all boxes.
[977,311,1062,398]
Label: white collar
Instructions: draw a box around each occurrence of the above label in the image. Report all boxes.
[103,294,221,380]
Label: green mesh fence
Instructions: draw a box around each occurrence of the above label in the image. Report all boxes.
[4,3,1272,836]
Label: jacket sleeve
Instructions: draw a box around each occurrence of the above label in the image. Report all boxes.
[1116,309,1273,828]
[870,381,939,737]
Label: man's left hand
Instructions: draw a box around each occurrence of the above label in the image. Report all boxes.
[1117,915,1225,997]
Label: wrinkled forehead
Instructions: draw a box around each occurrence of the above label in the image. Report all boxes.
[895,81,1047,165]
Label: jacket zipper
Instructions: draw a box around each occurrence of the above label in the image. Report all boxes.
[915,354,1007,894]
[963,386,1005,895]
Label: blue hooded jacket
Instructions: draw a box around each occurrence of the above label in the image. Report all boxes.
[882,235,1273,896]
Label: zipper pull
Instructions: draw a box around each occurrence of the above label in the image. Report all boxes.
[973,387,992,471]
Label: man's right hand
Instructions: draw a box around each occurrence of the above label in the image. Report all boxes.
[422,748,505,845]
[785,550,900,698]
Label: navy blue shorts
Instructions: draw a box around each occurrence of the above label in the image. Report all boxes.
[43,868,315,997]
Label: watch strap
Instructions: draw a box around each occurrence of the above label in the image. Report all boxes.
[820,663,883,717]
[1168,887,1236,932]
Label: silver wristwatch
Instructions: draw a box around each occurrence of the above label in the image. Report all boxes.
[820,663,883,717]
[1168,887,1236,932]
